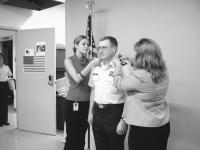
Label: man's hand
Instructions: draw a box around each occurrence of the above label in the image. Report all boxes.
[116,119,128,135]
[113,57,121,68]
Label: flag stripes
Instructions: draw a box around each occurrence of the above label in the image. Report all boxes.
[23,56,46,72]
[86,14,97,59]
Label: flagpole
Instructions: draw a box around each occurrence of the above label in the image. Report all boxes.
[86,1,95,148]
[86,0,95,60]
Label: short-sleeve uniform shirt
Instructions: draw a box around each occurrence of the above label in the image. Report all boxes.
[88,61,125,104]
[0,65,12,82]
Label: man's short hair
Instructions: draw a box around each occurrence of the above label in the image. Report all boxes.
[99,36,118,47]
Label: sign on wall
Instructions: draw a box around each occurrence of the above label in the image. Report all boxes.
[23,42,46,72]
[25,49,34,56]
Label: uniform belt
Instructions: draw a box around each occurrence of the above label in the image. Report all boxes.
[94,102,124,109]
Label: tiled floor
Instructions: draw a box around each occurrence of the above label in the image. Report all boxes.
[0,105,127,150]
[0,105,65,150]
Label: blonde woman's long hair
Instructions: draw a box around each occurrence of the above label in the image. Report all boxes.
[134,38,167,84]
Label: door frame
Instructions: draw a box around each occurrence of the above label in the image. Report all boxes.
[0,26,18,80]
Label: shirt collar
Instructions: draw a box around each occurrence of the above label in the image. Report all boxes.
[100,59,114,70]
[0,64,5,68]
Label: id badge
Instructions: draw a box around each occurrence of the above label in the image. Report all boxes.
[73,102,79,111]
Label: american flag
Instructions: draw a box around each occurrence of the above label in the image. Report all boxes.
[86,14,97,60]
[23,56,46,72]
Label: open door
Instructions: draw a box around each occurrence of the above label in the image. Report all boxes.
[16,28,56,135]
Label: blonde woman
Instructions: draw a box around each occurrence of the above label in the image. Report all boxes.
[113,38,170,150]
[64,35,101,150]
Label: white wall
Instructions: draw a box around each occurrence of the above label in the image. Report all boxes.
[66,0,200,150]
[0,4,65,44]
[20,4,65,44]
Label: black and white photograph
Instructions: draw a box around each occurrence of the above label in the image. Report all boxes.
[36,42,46,56]
[25,48,34,56]
[0,0,200,150]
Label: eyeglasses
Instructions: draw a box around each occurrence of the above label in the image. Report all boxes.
[97,45,113,51]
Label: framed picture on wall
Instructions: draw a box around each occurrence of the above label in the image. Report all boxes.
[36,41,46,56]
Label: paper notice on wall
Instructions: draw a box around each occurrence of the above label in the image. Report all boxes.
[36,42,46,56]
[25,49,34,56]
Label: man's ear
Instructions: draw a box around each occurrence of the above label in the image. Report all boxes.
[113,46,117,54]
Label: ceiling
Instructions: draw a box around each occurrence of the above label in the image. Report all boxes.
[0,0,64,11]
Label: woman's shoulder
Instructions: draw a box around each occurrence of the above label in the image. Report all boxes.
[65,56,74,63]
[64,57,74,70]
[131,68,151,79]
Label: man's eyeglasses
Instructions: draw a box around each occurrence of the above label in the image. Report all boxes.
[97,45,113,51]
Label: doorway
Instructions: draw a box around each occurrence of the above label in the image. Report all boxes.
[1,39,13,72]
[1,39,14,105]
[0,28,65,139]
[0,31,17,128]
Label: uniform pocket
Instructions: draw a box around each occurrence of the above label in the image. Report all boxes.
[92,75,100,81]
[106,76,113,82]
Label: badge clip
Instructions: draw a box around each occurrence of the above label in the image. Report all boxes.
[73,102,79,111]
